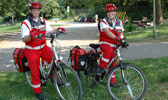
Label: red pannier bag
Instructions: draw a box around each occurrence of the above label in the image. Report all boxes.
[13,48,30,72]
[70,45,87,71]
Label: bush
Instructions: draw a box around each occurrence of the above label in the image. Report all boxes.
[123,18,137,33]
[88,7,106,20]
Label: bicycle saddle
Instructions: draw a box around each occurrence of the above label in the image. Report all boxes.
[89,43,100,49]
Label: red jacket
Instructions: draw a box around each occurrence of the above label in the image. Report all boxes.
[98,18,123,44]
[22,17,46,47]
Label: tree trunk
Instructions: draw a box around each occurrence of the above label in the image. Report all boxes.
[155,0,164,25]
[11,15,15,26]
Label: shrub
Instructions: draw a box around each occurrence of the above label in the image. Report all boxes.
[123,18,137,33]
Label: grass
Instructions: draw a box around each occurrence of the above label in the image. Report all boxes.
[0,24,21,33]
[0,23,69,33]
[125,23,168,43]
[1,56,168,99]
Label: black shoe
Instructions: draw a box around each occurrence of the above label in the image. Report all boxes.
[96,66,104,76]
[36,92,47,100]
[110,83,120,88]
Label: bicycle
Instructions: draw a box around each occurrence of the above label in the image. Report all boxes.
[24,31,82,100]
[79,38,147,100]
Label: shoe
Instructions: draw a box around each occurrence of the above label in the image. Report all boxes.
[110,83,120,88]
[36,92,47,100]
[96,66,104,76]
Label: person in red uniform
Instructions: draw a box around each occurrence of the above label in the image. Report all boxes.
[96,3,124,87]
[21,1,65,100]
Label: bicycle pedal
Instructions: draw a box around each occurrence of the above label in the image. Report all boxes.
[94,75,101,83]
[41,80,47,87]
[99,80,104,83]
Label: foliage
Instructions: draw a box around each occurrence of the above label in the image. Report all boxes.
[123,18,137,33]
[88,7,105,20]
[40,0,62,19]
[0,0,168,24]
[0,0,66,23]
[162,0,168,18]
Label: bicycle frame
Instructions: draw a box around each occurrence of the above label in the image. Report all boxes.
[102,48,120,76]
[39,35,61,81]
[105,47,129,85]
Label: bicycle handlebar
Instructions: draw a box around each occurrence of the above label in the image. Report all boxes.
[38,31,66,39]
[38,31,66,44]
[116,37,129,49]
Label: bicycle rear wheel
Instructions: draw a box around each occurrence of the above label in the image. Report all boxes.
[78,62,98,88]
[25,62,48,87]
[107,64,147,100]
[25,71,33,87]
[52,62,82,100]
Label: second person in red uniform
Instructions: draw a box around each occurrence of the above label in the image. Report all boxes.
[96,3,124,87]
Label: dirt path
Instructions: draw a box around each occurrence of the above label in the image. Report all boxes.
[1,23,168,72]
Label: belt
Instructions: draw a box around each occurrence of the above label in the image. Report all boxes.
[25,44,46,50]
[99,41,116,48]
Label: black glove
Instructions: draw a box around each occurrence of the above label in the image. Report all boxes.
[114,37,122,43]
[121,42,129,48]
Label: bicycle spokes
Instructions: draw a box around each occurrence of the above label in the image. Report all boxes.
[121,69,134,99]
[53,62,82,100]
[107,64,147,100]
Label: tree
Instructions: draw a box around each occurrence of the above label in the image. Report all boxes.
[40,0,62,18]
[0,0,28,25]
[155,0,164,25]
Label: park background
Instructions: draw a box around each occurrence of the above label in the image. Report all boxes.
[0,0,168,100]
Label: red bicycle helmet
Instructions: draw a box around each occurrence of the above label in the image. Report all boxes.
[104,3,117,11]
[28,1,42,9]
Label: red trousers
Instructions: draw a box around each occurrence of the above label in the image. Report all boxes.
[99,44,117,84]
[25,45,53,94]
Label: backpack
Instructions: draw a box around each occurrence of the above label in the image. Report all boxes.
[69,45,87,71]
[13,48,30,72]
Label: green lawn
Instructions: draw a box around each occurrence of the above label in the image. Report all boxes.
[125,23,168,43]
[0,24,21,33]
[0,57,168,100]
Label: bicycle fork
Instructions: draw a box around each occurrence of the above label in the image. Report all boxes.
[117,49,134,99]
[120,67,134,99]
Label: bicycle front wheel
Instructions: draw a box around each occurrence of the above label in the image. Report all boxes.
[107,64,147,100]
[52,62,82,100]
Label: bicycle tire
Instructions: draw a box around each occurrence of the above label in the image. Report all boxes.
[25,62,47,87]
[107,63,147,100]
[52,62,82,100]
[25,71,33,87]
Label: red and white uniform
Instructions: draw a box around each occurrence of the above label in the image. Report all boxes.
[21,17,53,94]
[99,17,124,83]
